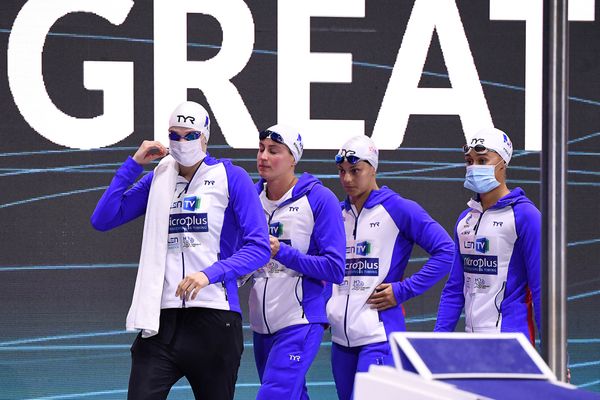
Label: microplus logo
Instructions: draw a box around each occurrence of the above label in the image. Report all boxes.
[345,258,379,276]
[462,255,498,275]
[169,213,208,233]
[269,222,283,237]
[464,237,489,254]
[183,195,200,212]
[346,241,371,256]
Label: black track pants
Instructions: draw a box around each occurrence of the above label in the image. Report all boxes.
[128,307,243,400]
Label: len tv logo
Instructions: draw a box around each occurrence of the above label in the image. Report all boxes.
[347,241,371,256]
[355,241,371,256]
[465,237,490,254]
[269,222,283,238]
[183,196,201,212]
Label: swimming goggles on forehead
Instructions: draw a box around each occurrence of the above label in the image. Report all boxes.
[259,129,285,144]
[169,130,202,141]
[462,143,497,155]
[335,149,362,165]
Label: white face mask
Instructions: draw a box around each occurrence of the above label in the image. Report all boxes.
[169,138,206,167]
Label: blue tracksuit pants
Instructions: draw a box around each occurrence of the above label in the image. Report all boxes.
[331,341,393,400]
[253,323,325,400]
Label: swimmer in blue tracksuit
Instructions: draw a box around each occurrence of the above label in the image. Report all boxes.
[91,101,270,400]
[435,127,541,343]
[327,135,454,400]
[249,125,346,399]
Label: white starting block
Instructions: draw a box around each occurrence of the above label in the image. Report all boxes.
[354,332,600,400]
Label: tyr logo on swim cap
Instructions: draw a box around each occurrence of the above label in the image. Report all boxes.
[260,124,304,162]
[337,135,379,171]
[169,101,211,142]
[468,127,513,165]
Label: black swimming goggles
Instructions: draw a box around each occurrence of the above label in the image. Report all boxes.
[259,129,285,144]
[169,130,202,141]
[335,149,362,165]
[462,143,497,155]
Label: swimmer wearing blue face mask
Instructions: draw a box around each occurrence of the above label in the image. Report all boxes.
[435,127,542,345]
[461,128,511,197]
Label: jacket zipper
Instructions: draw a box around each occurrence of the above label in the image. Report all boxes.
[343,296,351,347]
[495,281,506,327]
[181,252,186,308]
[222,281,228,300]
[468,211,485,330]
[343,207,360,347]
[177,164,202,309]
[261,209,278,334]
[473,210,485,235]
[262,278,271,334]
[294,276,305,318]
[352,208,359,238]
[261,189,306,334]
[261,200,299,332]
[475,209,505,329]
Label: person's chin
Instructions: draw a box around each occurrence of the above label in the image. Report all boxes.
[258,167,270,178]
[343,187,356,195]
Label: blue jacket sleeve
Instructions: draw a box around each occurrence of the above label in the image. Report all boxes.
[434,215,467,331]
[202,164,271,283]
[385,197,454,304]
[90,156,153,231]
[514,202,542,335]
[274,185,346,284]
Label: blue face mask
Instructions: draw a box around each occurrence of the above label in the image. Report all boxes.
[464,163,501,193]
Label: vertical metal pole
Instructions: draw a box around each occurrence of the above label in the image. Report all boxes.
[541,0,568,382]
